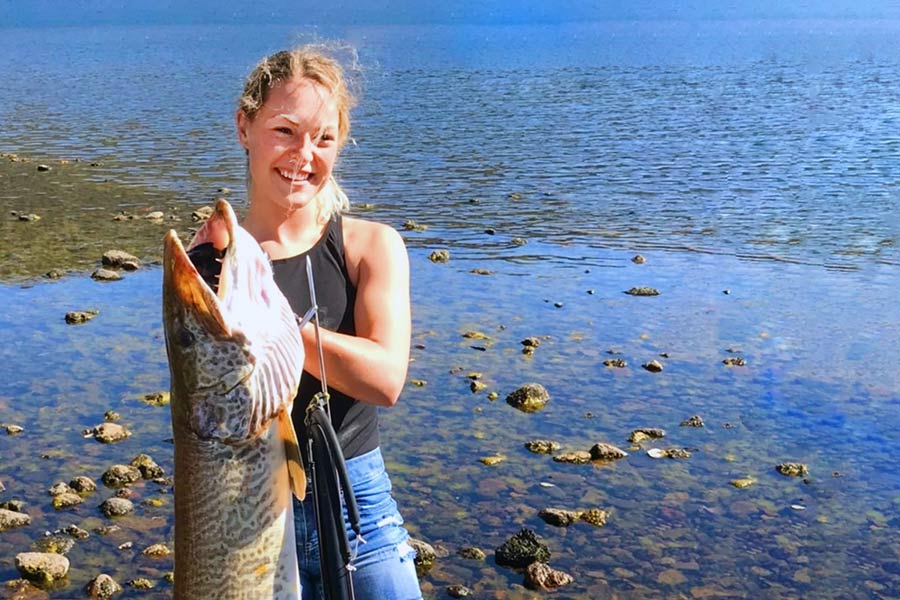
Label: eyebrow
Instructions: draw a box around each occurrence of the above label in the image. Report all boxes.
[272,115,337,131]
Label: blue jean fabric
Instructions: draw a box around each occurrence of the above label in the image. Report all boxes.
[293,447,422,600]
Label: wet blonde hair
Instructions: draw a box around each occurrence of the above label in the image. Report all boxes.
[239,45,357,222]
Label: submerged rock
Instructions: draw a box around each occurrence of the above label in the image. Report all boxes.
[102,464,142,488]
[642,360,664,373]
[647,447,692,459]
[52,492,84,510]
[69,476,97,494]
[130,454,164,479]
[496,529,550,569]
[142,543,171,557]
[629,428,666,443]
[140,391,170,406]
[579,508,610,527]
[101,250,141,271]
[505,383,550,413]
[408,537,436,578]
[446,584,472,598]
[428,249,450,263]
[625,286,659,296]
[65,310,99,324]
[129,578,155,590]
[91,268,122,282]
[86,573,122,599]
[538,508,581,527]
[603,358,627,368]
[402,219,428,232]
[553,451,592,465]
[479,455,505,466]
[524,439,559,454]
[32,535,75,555]
[680,415,705,427]
[15,552,69,584]
[458,546,486,561]
[589,443,628,460]
[0,507,31,531]
[730,478,755,489]
[86,423,131,444]
[632,254,646,264]
[525,562,574,591]
[99,497,134,518]
[723,357,747,367]
[48,482,73,497]
[776,463,809,477]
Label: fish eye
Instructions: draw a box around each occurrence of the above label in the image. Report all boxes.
[178,327,195,347]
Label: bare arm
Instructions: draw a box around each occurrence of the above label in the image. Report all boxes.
[299,220,411,407]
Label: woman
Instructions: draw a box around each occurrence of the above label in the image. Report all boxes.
[236,47,421,600]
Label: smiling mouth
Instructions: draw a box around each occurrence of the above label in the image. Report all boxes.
[278,168,312,184]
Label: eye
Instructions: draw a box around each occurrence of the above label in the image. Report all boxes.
[178,327,195,347]
[275,127,292,135]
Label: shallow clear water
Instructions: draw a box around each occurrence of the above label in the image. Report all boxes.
[1,17,899,600]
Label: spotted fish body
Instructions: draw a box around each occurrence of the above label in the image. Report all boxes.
[162,200,304,599]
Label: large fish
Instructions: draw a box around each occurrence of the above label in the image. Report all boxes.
[162,199,306,599]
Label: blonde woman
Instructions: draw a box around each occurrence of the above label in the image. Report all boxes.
[237,47,420,600]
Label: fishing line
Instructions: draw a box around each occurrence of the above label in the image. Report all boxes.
[301,255,362,600]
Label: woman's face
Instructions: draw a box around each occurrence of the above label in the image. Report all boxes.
[237,77,340,213]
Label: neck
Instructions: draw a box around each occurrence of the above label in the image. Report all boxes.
[242,198,328,260]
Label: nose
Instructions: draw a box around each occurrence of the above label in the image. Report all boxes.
[291,133,314,165]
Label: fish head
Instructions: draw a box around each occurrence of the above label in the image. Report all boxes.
[162,199,303,443]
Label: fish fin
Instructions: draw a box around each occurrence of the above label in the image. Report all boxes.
[279,409,306,501]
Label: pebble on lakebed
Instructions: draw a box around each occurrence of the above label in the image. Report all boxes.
[0,508,32,531]
[408,537,436,578]
[99,497,135,518]
[86,573,122,598]
[84,422,131,443]
[505,383,550,413]
[538,508,581,527]
[102,464,142,488]
[15,552,69,584]
[525,561,574,591]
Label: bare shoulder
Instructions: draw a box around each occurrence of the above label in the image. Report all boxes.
[342,216,408,283]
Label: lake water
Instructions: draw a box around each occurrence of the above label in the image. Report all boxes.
[1,18,899,599]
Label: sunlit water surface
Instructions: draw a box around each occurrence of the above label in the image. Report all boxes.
[1,18,899,600]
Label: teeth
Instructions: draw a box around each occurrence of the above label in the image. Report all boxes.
[279,169,309,181]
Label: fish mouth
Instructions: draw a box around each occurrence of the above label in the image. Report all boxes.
[163,199,238,337]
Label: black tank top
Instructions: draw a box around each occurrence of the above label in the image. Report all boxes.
[271,215,380,461]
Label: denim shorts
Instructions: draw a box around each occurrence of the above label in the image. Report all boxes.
[293,447,422,600]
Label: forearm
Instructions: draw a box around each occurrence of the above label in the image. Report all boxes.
[300,323,409,407]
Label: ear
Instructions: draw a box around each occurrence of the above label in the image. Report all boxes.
[236,110,250,150]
